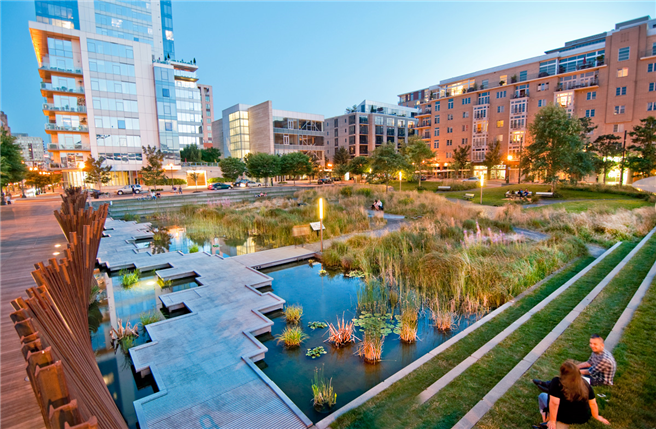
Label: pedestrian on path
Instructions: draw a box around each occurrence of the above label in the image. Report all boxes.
[178,186,183,195]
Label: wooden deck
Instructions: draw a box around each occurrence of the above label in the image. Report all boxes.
[1,199,63,429]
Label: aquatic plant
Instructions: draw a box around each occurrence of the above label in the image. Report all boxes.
[353,311,394,364]
[306,346,327,359]
[326,316,357,347]
[308,321,327,330]
[275,326,309,348]
[188,244,200,253]
[140,310,164,327]
[356,330,385,363]
[119,269,140,288]
[284,304,303,324]
[429,298,458,331]
[394,292,419,343]
[311,366,337,409]
[119,336,135,354]
[318,269,327,276]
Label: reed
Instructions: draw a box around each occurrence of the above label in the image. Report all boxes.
[395,291,419,343]
[119,269,140,288]
[284,304,303,324]
[311,366,337,409]
[275,326,308,348]
[326,316,357,347]
[429,298,458,331]
[139,309,164,327]
[356,330,384,363]
[188,244,199,253]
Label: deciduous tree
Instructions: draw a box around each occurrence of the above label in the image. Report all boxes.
[245,152,280,186]
[403,136,434,187]
[141,146,167,190]
[590,134,622,184]
[83,155,113,191]
[482,140,502,181]
[0,130,26,205]
[200,147,221,163]
[280,152,312,185]
[218,157,246,182]
[180,144,202,163]
[368,143,407,191]
[452,145,471,179]
[627,116,656,179]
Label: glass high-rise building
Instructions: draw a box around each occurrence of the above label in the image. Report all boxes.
[30,0,205,188]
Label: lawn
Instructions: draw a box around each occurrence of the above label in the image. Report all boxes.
[475,233,656,429]
[526,199,652,213]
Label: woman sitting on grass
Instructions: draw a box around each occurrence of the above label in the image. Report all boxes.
[536,360,609,429]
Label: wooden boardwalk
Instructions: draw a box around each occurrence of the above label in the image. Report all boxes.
[1,199,63,429]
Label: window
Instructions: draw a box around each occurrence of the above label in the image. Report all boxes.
[463,112,469,118]
[447,114,453,120]
[649,83,655,92]
[117,119,126,129]
[618,47,630,62]
[205,95,210,101]
[433,140,439,149]
[648,102,656,111]
[435,115,440,124]
[500,75,507,85]
[649,63,656,73]
[461,138,468,145]
[616,86,627,96]
[386,118,394,127]
[497,106,505,113]
[446,139,453,146]
[462,125,468,132]
[538,99,547,107]
[447,127,453,133]
[653,42,656,56]
[617,67,628,78]
[613,124,624,133]
[587,91,597,100]
[462,97,471,105]
[165,121,172,131]
[481,80,488,89]
[206,118,211,124]
[448,99,454,109]
[497,120,504,128]
[162,88,170,98]
[434,128,440,137]
[435,101,440,111]
[585,109,595,117]
[537,82,549,92]
[614,105,625,115]
[519,70,528,82]
[496,90,507,99]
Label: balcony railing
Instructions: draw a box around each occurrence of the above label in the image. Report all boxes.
[41,82,85,94]
[43,103,87,113]
[422,133,430,139]
[512,91,529,99]
[39,64,83,75]
[48,143,91,151]
[45,123,89,132]
[556,78,599,92]
[181,162,220,167]
[418,121,432,128]
[416,109,432,116]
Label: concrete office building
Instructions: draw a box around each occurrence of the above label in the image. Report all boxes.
[30,0,203,188]
[399,16,656,183]
[324,100,418,159]
[198,84,214,148]
[14,134,45,165]
[213,101,325,163]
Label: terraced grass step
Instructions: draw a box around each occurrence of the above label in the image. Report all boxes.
[329,246,630,428]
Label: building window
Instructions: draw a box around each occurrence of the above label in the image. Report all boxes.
[446,139,453,146]
[585,109,595,117]
[447,114,453,120]
[500,75,507,85]
[537,82,549,92]
[496,90,506,99]
[165,121,172,131]
[461,138,468,145]
[649,63,655,73]
[463,112,469,118]
[618,47,630,62]
[462,125,468,132]
[616,86,627,96]
[434,128,440,137]
[462,97,471,105]
[448,99,454,109]
[614,105,625,115]
[162,88,170,97]
[435,115,440,124]
[538,99,546,107]
[435,101,440,111]
[617,67,628,78]
[447,127,453,133]
[497,106,505,113]
[648,102,656,111]
[433,140,439,149]
[497,120,504,128]
[117,119,126,129]
[587,91,597,100]
[481,79,489,89]
[519,70,527,82]
[649,83,655,92]
[613,124,624,133]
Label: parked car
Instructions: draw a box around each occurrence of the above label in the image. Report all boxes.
[208,182,233,190]
[462,176,480,183]
[116,185,142,195]
[234,179,261,188]
[87,188,105,199]
[317,178,334,184]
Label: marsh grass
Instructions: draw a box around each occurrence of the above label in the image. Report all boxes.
[326,316,357,347]
[429,297,459,331]
[395,290,420,343]
[284,304,303,324]
[356,330,385,364]
[312,366,337,409]
[188,244,199,253]
[275,326,308,348]
[139,310,164,327]
[119,269,140,288]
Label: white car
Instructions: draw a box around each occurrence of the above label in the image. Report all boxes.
[116,185,142,195]
[462,176,481,183]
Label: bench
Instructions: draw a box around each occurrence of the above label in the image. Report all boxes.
[464,193,475,200]
[437,186,451,191]
[535,192,554,197]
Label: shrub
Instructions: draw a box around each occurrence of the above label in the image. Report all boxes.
[284,304,303,324]
[416,186,427,191]
[340,186,353,197]
[355,188,372,198]
[207,177,231,183]
[188,244,199,253]
[311,366,337,410]
[123,213,140,222]
[140,309,164,327]
[119,269,140,288]
[275,326,308,348]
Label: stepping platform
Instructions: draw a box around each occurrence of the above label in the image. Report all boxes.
[98,220,312,429]
[230,245,317,269]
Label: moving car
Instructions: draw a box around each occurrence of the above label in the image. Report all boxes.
[116,184,142,195]
[317,178,334,184]
[208,182,233,190]
[462,176,481,183]
[234,179,261,188]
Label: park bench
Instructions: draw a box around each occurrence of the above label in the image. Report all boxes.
[535,191,554,197]
[464,193,475,200]
[437,186,451,191]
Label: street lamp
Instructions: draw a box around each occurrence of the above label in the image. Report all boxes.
[318,197,324,252]
[479,171,485,204]
[165,163,175,191]
[78,161,86,189]
[506,154,513,184]
[398,171,402,192]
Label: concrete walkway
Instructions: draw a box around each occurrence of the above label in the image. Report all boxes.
[452,226,656,429]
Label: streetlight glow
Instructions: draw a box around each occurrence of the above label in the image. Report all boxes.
[507,155,513,161]
[318,197,323,220]
[318,197,324,252]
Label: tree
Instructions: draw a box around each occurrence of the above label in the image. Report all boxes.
[0,130,26,205]
[141,146,167,190]
[345,105,358,114]
[627,116,656,179]
[280,152,312,185]
[590,134,622,184]
[83,155,113,191]
[348,156,369,182]
[188,171,201,187]
[200,147,221,163]
[403,136,434,187]
[218,157,246,182]
[524,104,587,192]
[482,140,502,180]
[452,145,471,179]
[332,147,350,179]
[180,144,202,163]
[368,143,407,191]
[245,152,280,186]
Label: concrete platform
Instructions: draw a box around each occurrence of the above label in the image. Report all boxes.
[97,220,312,429]
[230,245,317,269]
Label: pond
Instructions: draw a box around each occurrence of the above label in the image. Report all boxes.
[258,261,479,423]
[90,270,199,429]
[139,225,264,256]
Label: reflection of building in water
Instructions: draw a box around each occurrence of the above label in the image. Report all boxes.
[236,236,257,255]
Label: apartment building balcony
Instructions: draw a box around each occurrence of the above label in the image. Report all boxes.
[417,121,432,128]
[511,90,529,100]
[48,143,91,152]
[422,132,430,139]
[556,77,599,92]
[42,103,87,114]
[415,109,432,117]
[45,123,89,133]
[38,64,83,78]
[41,82,84,96]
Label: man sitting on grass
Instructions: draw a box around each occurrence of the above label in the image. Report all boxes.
[533,334,616,392]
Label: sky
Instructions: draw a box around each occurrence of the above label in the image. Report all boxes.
[1,1,655,145]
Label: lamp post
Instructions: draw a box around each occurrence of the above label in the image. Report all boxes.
[506,154,512,184]
[166,163,175,191]
[398,171,402,192]
[479,171,485,204]
[318,197,324,252]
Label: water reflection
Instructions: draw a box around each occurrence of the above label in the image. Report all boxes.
[147,225,261,257]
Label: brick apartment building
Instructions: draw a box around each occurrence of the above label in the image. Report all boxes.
[399,16,656,183]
